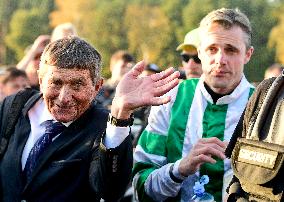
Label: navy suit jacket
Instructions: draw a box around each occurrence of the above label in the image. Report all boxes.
[0,93,133,202]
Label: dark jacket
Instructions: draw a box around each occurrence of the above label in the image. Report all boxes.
[0,93,133,202]
[226,76,284,201]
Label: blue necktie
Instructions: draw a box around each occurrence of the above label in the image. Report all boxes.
[24,120,66,180]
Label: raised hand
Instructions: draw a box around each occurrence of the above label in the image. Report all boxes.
[178,137,227,176]
[111,61,180,119]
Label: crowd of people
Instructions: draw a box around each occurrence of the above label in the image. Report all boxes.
[0,7,284,202]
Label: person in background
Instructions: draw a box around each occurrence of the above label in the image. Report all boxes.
[17,35,50,90]
[264,63,283,79]
[50,22,78,42]
[96,50,135,109]
[105,50,135,89]
[0,66,29,100]
[133,8,255,202]
[176,28,203,79]
[0,36,180,201]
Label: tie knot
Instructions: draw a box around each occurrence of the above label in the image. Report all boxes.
[42,120,66,137]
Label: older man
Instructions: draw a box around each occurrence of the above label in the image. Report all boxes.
[0,37,180,201]
[133,8,254,202]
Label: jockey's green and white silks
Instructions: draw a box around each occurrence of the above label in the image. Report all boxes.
[133,75,254,202]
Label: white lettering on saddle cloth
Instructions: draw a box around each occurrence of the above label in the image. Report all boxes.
[238,146,278,169]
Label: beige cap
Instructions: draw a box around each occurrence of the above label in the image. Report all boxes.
[176,28,200,51]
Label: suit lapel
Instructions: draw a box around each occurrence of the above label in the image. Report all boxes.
[23,103,107,191]
[12,116,32,190]
[22,93,42,116]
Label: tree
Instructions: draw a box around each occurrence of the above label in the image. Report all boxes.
[0,0,19,64]
[19,0,54,11]
[50,0,129,77]
[84,0,130,77]
[161,0,190,68]
[1,0,54,65]
[181,0,228,40]
[50,0,93,27]
[269,3,284,64]
[124,4,172,68]
[5,8,50,60]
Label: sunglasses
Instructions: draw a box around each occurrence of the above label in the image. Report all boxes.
[181,54,201,64]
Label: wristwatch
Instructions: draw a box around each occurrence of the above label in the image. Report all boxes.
[108,113,134,127]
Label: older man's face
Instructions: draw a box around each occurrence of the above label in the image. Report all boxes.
[198,23,253,94]
[39,65,101,122]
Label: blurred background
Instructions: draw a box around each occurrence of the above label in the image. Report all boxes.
[0,0,284,82]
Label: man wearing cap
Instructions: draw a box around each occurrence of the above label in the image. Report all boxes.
[133,8,255,202]
[177,28,203,79]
